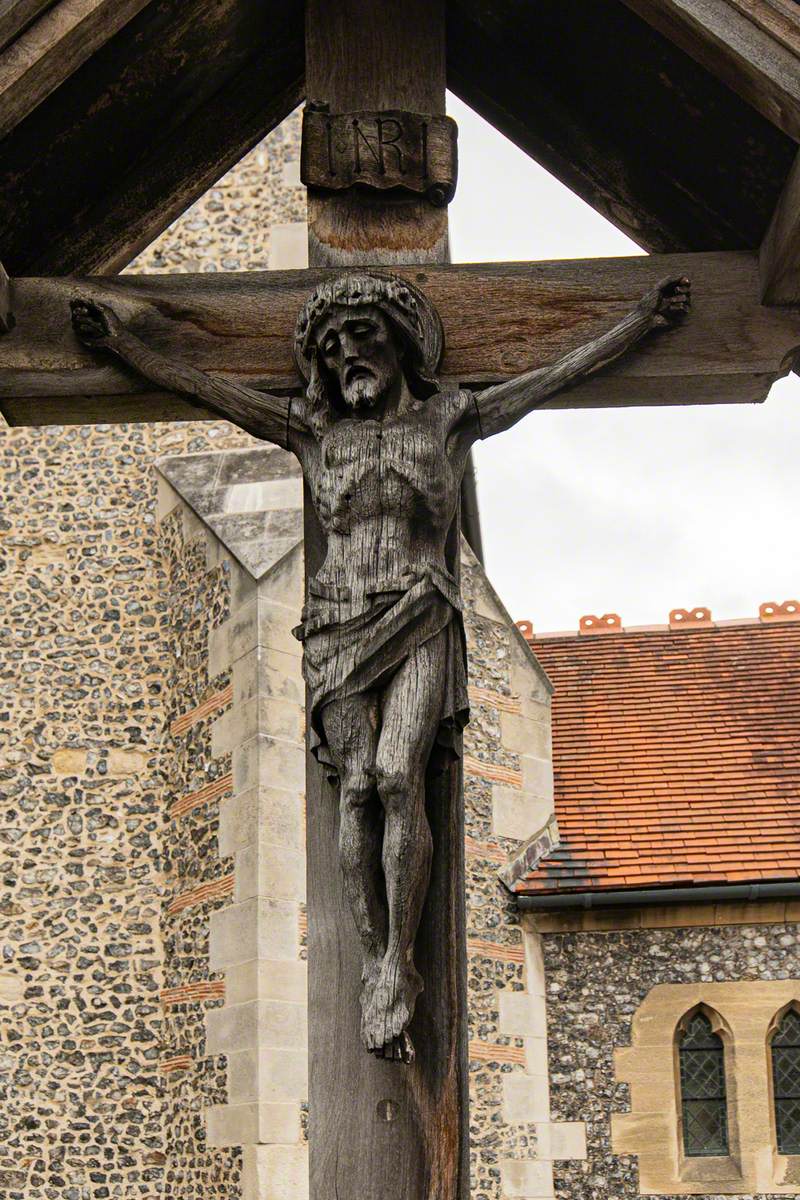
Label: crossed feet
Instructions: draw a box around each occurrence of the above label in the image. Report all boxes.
[360,955,423,1065]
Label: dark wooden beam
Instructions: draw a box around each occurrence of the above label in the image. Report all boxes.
[305,0,448,265]
[0,0,304,275]
[761,149,800,304]
[620,0,800,142]
[0,0,55,52]
[3,252,798,425]
[713,0,800,57]
[0,261,13,332]
[446,0,796,253]
[304,4,468,1199]
[0,0,150,140]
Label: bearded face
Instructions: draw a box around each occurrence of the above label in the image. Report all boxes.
[315,304,403,413]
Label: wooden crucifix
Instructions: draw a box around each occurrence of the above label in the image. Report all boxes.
[2,5,800,1199]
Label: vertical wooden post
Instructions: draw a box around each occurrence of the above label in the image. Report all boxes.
[305,0,449,267]
[304,3,469,1197]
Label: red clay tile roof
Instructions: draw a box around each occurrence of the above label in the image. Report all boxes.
[516,619,800,896]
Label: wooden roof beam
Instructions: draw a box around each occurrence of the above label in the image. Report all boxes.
[0,262,13,332]
[620,0,800,142]
[760,148,800,304]
[0,0,151,140]
[0,0,304,275]
[447,0,794,255]
[0,0,55,52]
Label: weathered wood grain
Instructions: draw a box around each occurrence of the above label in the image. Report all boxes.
[2,252,798,425]
[0,0,55,52]
[0,262,13,333]
[0,0,150,140]
[304,6,468,1199]
[620,0,800,142]
[0,0,304,275]
[761,149,800,304]
[305,0,448,266]
[306,694,469,1200]
[301,108,458,206]
[447,0,795,253]
[725,0,800,58]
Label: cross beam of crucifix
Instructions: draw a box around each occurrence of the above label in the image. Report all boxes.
[2,252,799,428]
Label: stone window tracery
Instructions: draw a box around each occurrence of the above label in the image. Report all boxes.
[771,1006,800,1155]
[678,1009,730,1157]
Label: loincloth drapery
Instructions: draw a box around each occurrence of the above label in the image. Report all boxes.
[292,566,469,783]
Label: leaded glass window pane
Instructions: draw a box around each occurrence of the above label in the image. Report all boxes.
[772,1010,800,1155]
[679,1012,729,1157]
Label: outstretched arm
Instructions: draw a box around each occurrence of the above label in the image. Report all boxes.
[71,298,294,448]
[473,276,690,439]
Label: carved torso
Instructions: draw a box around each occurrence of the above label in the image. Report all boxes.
[292,389,476,597]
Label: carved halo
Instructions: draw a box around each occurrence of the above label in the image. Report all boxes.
[293,270,444,383]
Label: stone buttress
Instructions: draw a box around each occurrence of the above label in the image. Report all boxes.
[156,443,573,1200]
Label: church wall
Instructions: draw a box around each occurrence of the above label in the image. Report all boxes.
[535,915,800,1200]
[0,423,173,1200]
[0,117,304,1198]
[0,102,572,1200]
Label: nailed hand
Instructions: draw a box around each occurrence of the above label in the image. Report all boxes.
[70,298,123,349]
[644,275,691,328]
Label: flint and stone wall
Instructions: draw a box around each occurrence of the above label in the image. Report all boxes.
[150,437,563,1200]
[0,99,562,1198]
[0,116,303,1199]
[533,911,800,1200]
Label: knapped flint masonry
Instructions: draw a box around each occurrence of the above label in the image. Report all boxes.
[71,268,690,1062]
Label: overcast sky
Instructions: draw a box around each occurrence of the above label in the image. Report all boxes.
[446,94,800,633]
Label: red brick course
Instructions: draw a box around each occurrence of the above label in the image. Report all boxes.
[170,684,232,737]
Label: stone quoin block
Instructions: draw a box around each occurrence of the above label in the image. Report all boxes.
[234,842,307,904]
[492,784,553,841]
[540,1121,588,1160]
[209,897,300,969]
[205,1101,301,1148]
[232,645,304,707]
[233,734,306,795]
[500,1156,555,1198]
[227,1046,309,1104]
[500,709,552,757]
[520,754,555,800]
[510,658,553,707]
[212,696,304,755]
[206,998,308,1055]
[225,959,308,1007]
[226,597,303,663]
[523,926,547,997]
[498,990,547,1038]
[218,786,305,858]
[502,1070,551,1124]
[242,1144,310,1200]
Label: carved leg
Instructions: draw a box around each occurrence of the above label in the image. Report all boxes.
[320,695,386,1024]
[364,629,447,1063]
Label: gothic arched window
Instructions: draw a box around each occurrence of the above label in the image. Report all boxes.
[678,1010,729,1157]
[771,1008,800,1155]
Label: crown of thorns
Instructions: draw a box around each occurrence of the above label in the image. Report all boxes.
[293,271,443,381]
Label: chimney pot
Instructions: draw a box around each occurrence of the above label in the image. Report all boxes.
[579,613,622,635]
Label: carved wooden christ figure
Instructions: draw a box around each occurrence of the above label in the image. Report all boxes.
[71,270,689,1063]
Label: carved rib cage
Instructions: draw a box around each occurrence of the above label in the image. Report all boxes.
[678,1011,729,1157]
[771,1008,800,1154]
